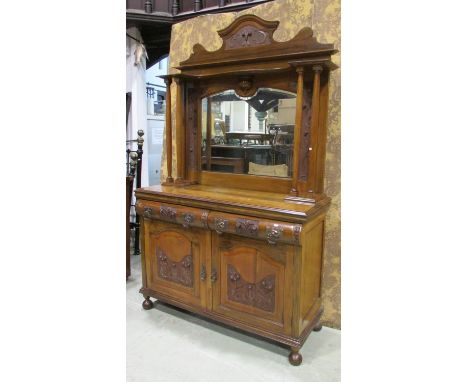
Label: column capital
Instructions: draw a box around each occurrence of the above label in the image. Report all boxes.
[312,65,323,73]
[296,66,305,74]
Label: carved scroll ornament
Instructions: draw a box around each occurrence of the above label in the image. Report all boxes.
[266,224,283,245]
[235,218,259,238]
[143,207,153,219]
[182,212,195,228]
[157,249,193,287]
[225,26,271,50]
[160,206,176,221]
[227,264,275,312]
[214,217,229,235]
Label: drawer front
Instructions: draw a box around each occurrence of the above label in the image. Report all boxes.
[136,200,210,230]
[208,211,302,246]
[137,200,302,246]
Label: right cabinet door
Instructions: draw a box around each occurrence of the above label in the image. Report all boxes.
[211,233,293,335]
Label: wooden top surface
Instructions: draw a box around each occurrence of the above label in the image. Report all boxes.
[135,184,330,223]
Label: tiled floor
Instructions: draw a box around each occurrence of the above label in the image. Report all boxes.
[127,254,341,382]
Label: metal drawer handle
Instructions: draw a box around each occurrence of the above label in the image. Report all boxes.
[200,265,206,281]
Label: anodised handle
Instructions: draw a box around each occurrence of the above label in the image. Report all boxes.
[211,268,217,283]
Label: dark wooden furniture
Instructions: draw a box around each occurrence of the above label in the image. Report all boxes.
[202,156,244,173]
[225,132,274,145]
[126,175,134,280]
[127,130,145,257]
[135,15,337,365]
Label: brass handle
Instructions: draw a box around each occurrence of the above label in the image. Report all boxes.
[200,265,206,281]
[211,268,217,283]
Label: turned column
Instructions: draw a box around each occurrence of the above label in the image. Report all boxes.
[307,65,323,194]
[164,77,174,183]
[290,66,304,195]
[175,77,185,183]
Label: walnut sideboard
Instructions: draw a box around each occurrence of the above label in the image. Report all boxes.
[135,14,337,366]
[135,185,330,365]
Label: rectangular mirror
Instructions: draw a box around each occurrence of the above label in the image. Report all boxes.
[201,88,296,178]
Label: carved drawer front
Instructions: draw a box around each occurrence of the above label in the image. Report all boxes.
[208,211,302,246]
[144,220,208,309]
[136,200,209,230]
[211,234,293,335]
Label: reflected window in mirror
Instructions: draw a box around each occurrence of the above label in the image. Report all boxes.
[201,88,296,178]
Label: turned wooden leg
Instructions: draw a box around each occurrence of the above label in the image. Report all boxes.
[313,322,323,332]
[288,347,303,366]
[142,296,154,310]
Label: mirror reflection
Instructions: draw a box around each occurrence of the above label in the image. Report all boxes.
[201,88,296,178]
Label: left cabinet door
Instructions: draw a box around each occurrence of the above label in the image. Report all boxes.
[144,220,209,309]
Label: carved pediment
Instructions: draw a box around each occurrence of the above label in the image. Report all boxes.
[177,14,336,73]
[218,15,278,50]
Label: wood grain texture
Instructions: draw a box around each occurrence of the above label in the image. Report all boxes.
[138,5,340,366]
[160,0,341,329]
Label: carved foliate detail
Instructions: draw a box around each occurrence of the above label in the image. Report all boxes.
[266,224,283,245]
[156,249,193,287]
[235,76,257,98]
[235,219,259,237]
[160,206,176,221]
[182,213,195,228]
[225,26,271,50]
[214,217,228,234]
[227,264,275,312]
[143,207,153,219]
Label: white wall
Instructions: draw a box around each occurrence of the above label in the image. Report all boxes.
[145,57,168,185]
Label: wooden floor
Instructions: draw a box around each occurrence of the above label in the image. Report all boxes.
[126,254,341,382]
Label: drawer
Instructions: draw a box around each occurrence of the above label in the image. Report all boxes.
[136,200,303,246]
[208,211,302,246]
[136,200,210,230]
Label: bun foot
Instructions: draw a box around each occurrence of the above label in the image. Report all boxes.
[288,348,302,366]
[313,323,323,332]
[142,296,154,310]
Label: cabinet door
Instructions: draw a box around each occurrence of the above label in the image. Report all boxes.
[145,220,209,309]
[212,234,293,335]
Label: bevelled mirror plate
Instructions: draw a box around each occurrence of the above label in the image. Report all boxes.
[201,88,296,178]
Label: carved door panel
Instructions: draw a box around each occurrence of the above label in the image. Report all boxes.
[212,234,293,335]
[145,221,209,309]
